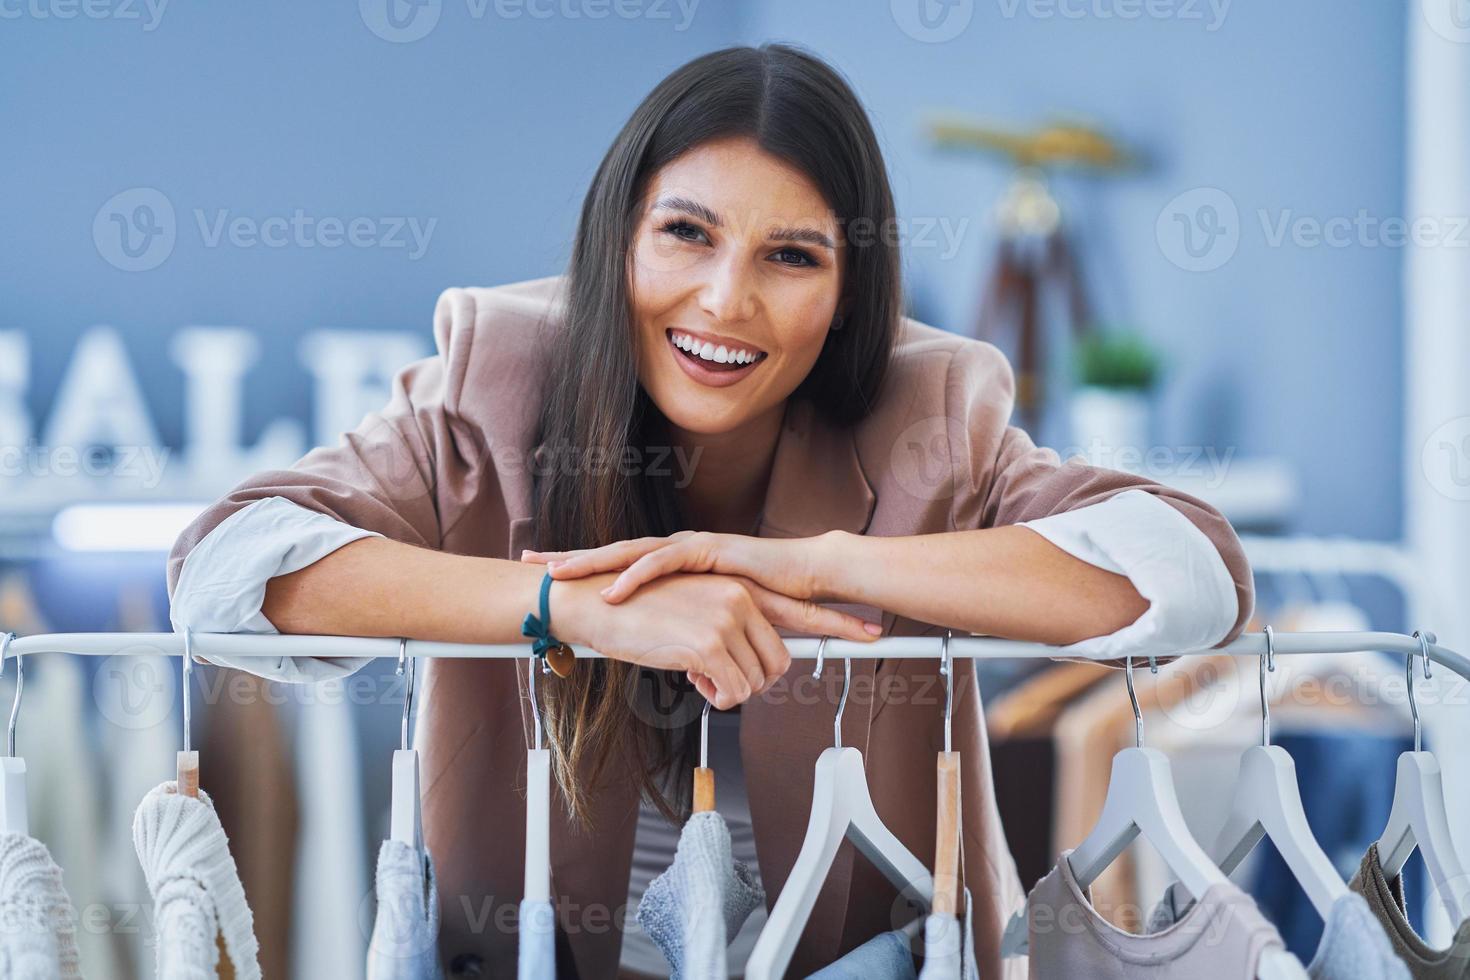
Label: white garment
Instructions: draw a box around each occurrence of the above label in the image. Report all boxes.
[0,831,83,979]
[518,897,555,980]
[367,839,445,980]
[169,488,1238,686]
[8,654,121,980]
[290,689,369,980]
[131,781,261,980]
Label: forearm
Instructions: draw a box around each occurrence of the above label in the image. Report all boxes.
[818,526,1149,645]
[262,536,581,645]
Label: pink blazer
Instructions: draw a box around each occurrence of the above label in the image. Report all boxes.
[167,275,1252,979]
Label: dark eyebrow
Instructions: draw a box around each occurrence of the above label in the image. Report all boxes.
[653,195,836,251]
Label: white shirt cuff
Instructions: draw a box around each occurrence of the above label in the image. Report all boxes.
[1018,488,1238,661]
[170,495,382,683]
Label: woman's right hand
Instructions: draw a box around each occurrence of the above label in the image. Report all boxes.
[550,571,879,710]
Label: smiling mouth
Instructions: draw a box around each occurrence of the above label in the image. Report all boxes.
[666,329,768,372]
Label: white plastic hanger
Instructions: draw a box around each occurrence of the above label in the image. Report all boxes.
[524,654,551,905]
[745,638,935,980]
[1203,626,1346,919]
[1004,657,1308,979]
[391,638,423,850]
[1066,656,1229,898]
[1376,629,1470,924]
[0,633,27,836]
[177,627,199,798]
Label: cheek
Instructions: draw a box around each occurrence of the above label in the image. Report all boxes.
[771,288,838,363]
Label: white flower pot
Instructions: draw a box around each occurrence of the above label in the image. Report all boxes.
[1069,387,1153,471]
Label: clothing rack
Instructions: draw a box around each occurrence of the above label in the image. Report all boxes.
[5,629,1468,682]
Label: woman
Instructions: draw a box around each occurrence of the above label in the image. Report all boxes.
[167,44,1250,978]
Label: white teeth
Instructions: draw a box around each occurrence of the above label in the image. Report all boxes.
[671,331,761,365]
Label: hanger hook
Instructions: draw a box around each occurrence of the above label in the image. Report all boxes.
[181,627,193,755]
[527,655,543,752]
[1126,655,1144,748]
[2,633,18,759]
[1260,625,1276,747]
[700,698,712,770]
[940,630,954,755]
[813,635,829,679]
[833,657,852,750]
[396,638,415,753]
[1409,629,1436,752]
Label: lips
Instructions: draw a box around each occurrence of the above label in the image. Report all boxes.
[666,328,766,389]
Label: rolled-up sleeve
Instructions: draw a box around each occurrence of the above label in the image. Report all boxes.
[166,316,463,682]
[169,496,383,682]
[946,341,1254,653]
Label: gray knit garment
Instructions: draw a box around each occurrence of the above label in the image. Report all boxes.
[0,832,82,979]
[635,810,764,980]
[366,839,445,980]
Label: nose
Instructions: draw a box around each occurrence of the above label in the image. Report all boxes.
[697,253,758,325]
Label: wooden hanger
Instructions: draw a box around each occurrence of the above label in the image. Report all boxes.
[745,638,935,980]
[1377,630,1470,924]
[1203,627,1346,920]
[693,699,714,814]
[391,639,423,850]
[0,633,26,836]
[933,632,960,919]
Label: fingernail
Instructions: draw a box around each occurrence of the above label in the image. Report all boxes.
[547,560,560,570]
[599,587,611,598]
[864,622,883,636]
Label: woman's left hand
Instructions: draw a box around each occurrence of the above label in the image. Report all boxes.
[522,530,846,608]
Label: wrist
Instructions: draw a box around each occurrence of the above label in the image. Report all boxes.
[544,572,615,649]
[811,529,861,603]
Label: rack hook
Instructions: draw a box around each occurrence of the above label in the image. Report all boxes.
[1260,625,1276,747]
[812,635,829,680]
[396,638,415,753]
[699,697,712,770]
[1126,655,1144,749]
[528,654,543,753]
[1409,629,1436,753]
[940,630,954,755]
[2,633,18,759]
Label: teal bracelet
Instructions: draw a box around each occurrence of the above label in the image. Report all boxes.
[520,570,562,660]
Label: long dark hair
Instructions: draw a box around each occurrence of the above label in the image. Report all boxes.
[533,43,902,828]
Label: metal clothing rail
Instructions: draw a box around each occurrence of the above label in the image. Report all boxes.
[4,629,1469,684]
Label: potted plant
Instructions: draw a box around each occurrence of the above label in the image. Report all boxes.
[1069,330,1161,469]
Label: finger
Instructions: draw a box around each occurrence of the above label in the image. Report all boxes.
[601,542,701,602]
[725,627,767,698]
[744,583,883,642]
[546,537,672,579]
[689,672,718,705]
[745,614,793,689]
[695,643,750,711]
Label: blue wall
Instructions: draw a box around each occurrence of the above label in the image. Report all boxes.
[741,0,1406,539]
[2,0,1405,540]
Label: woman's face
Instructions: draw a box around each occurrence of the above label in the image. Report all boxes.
[629,136,844,436]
